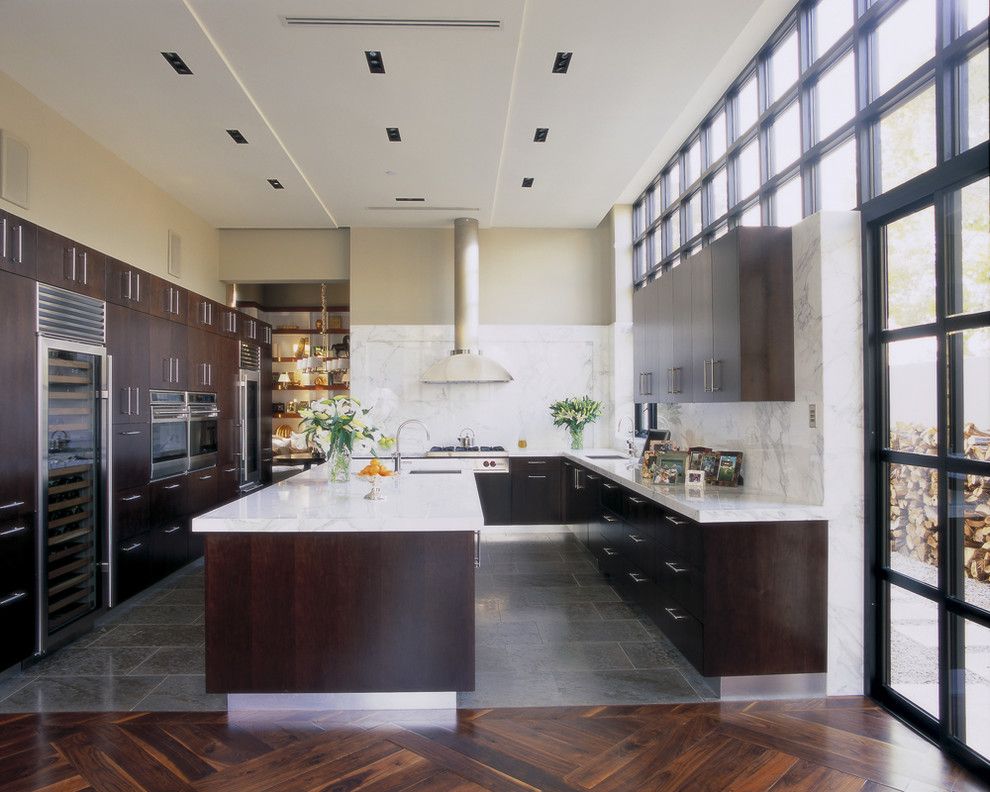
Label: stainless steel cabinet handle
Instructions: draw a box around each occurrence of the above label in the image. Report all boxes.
[0,591,27,607]
[667,368,673,394]
[474,530,481,569]
[665,561,689,573]
[163,357,171,383]
[674,367,682,394]
[65,247,77,282]
[703,358,711,393]
[664,515,688,526]
[80,251,88,284]
[134,387,140,416]
[602,547,618,556]
[163,484,181,491]
[665,607,688,621]
[119,430,142,436]
[164,525,182,534]
[16,225,22,263]
[121,494,142,502]
[629,534,645,543]
[527,460,547,465]
[0,525,27,537]
[0,501,25,510]
[643,371,653,396]
[121,542,142,552]
[602,483,617,490]
[223,467,237,473]
[712,359,721,392]
[0,217,6,259]
[198,474,213,481]
[629,572,649,583]
[587,475,599,481]
[602,514,618,522]
[629,496,645,504]
[527,475,547,480]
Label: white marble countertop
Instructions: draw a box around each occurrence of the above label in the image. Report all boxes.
[192,460,483,533]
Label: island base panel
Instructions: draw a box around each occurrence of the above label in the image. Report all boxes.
[205,531,475,694]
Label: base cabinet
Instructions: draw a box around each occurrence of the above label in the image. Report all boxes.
[510,457,562,524]
[116,532,151,604]
[0,511,35,669]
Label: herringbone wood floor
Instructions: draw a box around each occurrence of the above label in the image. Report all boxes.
[0,697,986,791]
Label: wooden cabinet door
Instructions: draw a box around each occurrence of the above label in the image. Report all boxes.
[217,306,239,338]
[149,275,187,324]
[107,304,150,424]
[188,292,219,333]
[115,531,151,603]
[218,339,239,420]
[690,247,714,403]
[112,424,151,491]
[510,458,562,524]
[113,485,150,542]
[239,315,260,344]
[259,322,272,348]
[105,257,150,313]
[36,228,106,299]
[670,261,694,402]
[0,210,37,279]
[632,283,659,403]
[260,342,272,483]
[148,316,187,391]
[150,476,188,527]
[0,271,37,514]
[655,273,674,402]
[187,468,218,517]
[711,236,742,403]
[187,327,217,392]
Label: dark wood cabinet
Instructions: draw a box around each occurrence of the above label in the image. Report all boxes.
[113,486,150,542]
[239,315,260,344]
[148,316,187,390]
[107,303,150,424]
[150,521,189,579]
[217,339,239,420]
[0,510,34,669]
[112,424,151,491]
[150,475,188,528]
[188,293,219,333]
[0,271,37,516]
[149,275,187,324]
[105,257,150,313]
[187,469,218,517]
[217,306,239,338]
[217,419,240,504]
[36,228,105,299]
[187,327,218,392]
[115,531,151,604]
[260,343,273,485]
[510,457,562,524]
[259,321,273,348]
[0,209,37,279]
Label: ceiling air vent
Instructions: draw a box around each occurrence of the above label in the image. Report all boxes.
[552,52,572,74]
[161,52,192,75]
[365,51,385,74]
[386,127,401,142]
[268,178,284,189]
[285,17,500,30]
[533,128,549,143]
[521,177,534,188]
[395,197,425,202]
[226,129,248,144]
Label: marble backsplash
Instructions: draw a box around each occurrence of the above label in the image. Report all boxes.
[349,324,614,452]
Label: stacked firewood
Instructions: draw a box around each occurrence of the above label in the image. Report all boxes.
[888,422,989,583]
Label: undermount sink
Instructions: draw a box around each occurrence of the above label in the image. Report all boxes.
[585,454,628,460]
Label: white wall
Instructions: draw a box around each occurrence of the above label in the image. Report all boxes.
[0,69,223,300]
[218,228,349,284]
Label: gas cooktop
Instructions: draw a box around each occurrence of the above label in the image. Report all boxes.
[426,445,508,458]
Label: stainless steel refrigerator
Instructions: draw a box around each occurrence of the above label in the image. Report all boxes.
[36,284,110,652]
[237,343,262,493]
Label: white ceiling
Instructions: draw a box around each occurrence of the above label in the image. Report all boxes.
[0,0,770,229]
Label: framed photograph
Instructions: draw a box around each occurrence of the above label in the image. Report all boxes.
[639,429,672,471]
[685,469,706,487]
[688,446,711,471]
[715,451,744,486]
[656,451,689,485]
[699,451,720,485]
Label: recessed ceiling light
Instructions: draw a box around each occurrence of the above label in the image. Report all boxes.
[365,50,385,73]
[161,51,192,75]
[226,129,248,144]
[533,128,549,143]
[268,179,284,190]
[552,52,572,74]
[386,127,401,142]
[522,177,535,188]
[395,197,425,202]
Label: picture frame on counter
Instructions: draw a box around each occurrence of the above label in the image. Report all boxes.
[716,451,744,486]
[655,451,689,485]
[699,451,720,484]
[688,446,711,471]
[686,469,705,487]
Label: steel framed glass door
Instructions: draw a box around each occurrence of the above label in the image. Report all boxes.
[867,174,990,768]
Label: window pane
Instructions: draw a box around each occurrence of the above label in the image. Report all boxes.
[666,211,680,254]
[709,167,728,221]
[950,178,990,316]
[771,102,802,175]
[686,191,702,239]
[686,139,702,187]
[653,229,664,268]
[961,0,990,33]
[885,205,936,328]
[952,474,990,612]
[888,463,939,583]
[888,584,939,718]
[634,203,645,238]
[774,176,804,226]
[875,0,935,97]
[770,29,800,103]
[878,83,936,194]
[819,137,858,210]
[665,163,680,208]
[714,223,729,240]
[736,137,761,201]
[634,242,644,280]
[736,74,759,137]
[949,328,990,458]
[817,50,856,142]
[815,0,854,58]
[740,202,761,227]
[962,618,990,761]
[709,111,727,163]
[963,47,989,152]
[887,337,938,454]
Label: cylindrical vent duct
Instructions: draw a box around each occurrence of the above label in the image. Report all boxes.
[453,217,480,353]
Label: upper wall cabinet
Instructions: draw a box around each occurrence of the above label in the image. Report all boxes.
[0,210,37,279]
[189,292,219,333]
[239,315,259,344]
[36,228,106,299]
[149,274,187,324]
[105,257,151,313]
[218,305,239,338]
[632,227,794,405]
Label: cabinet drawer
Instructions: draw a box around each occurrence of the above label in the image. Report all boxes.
[218,463,240,505]
[0,516,34,590]
[657,551,704,620]
[655,588,704,671]
[116,531,151,604]
[599,478,623,515]
[151,521,189,578]
[622,491,656,535]
[151,475,188,527]
[187,468,218,517]
[0,585,34,670]
[114,485,149,542]
[112,425,151,491]
[656,509,703,567]
[617,526,657,580]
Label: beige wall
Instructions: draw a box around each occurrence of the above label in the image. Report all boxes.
[350,225,611,325]
[0,70,223,301]
[219,229,349,284]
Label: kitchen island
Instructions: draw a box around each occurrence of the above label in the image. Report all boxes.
[192,464,480,708]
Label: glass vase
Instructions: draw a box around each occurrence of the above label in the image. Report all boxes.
[325,446,352,483]
[569,425,584,450]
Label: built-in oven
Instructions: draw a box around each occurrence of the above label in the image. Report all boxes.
[188,392,219,472]
[150,390,188,480]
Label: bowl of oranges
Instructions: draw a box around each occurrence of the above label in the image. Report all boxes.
[357,458,394,500]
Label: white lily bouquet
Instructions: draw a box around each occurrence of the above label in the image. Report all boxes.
[298,395,382,482]
[549,395,603,450]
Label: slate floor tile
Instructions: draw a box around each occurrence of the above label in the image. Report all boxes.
[551,668,700,705]
[149,588,205,606]
[132,675,225,711]
[620,640,688,669]
[475,621,543,647]
[118,605,202,626]
[504,642,634,673]
[538,619,652,643]
[593,602,641,620]
[456,672,560,709]
[498,602,602,624]
[89,624,204,648]
[0,675,165,712]
[128,647,205,676]
[32,646,155,677]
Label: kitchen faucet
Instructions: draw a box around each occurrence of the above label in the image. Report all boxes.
[617,416,636,461]
[458,427,475,448]
[393,419,430,472]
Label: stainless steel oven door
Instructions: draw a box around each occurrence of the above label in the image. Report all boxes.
[189,415,218,471]
[151,418,188,479]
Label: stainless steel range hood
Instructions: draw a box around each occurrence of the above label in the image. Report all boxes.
[422,217,512,384]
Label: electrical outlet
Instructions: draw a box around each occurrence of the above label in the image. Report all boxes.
[809,403,817,428]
